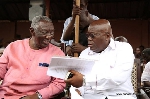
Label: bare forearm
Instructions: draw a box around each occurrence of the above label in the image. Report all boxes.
[63,18,75,40]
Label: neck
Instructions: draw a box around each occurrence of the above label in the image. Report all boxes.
[29,37,39,50]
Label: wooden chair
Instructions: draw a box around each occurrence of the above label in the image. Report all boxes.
[131,58,150,99]
[131,58,141,98]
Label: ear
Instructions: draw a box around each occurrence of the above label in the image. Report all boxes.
[105,32,111,41]
[29,27,35,36]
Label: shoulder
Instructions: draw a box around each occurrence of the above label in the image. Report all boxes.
[79,47,90,58]
[115,41,133,51]
[114,42,134,59]
[64,17,72,23]
[7,39,28,49]
[89,14,99,20]
[145,62,150,68]
[2,39,28,56]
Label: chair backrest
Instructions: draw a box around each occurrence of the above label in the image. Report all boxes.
[131,58,141,94]
[131,58,150,99]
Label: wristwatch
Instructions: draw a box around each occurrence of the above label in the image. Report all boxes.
[82,75,86,86]
[36,91,42,99]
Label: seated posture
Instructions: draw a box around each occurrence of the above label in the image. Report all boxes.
[65,19,136,99]
[61,0,99,56]
[141,48,150,87]
[0,15,65,99]
[115,36,128,42]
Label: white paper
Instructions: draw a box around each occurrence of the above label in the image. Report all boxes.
[47,56,95,79]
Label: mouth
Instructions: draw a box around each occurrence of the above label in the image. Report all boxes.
[43,40,49,45]
[88,44,92,47]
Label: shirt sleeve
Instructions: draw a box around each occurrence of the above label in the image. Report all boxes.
[90,14,99,20]
[60,17,72,45]
[38,77,66,99]
[141,62,150,82]
[37,49,66,99]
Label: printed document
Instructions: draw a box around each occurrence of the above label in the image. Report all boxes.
[47,56,95,79]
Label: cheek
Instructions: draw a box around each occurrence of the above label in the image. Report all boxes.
[95,39,105,48]
[36,37,44,44]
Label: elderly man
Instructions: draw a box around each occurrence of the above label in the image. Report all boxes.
[0,16,65,99]
[65,19,136,99]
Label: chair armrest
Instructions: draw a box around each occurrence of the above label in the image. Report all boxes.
[140,89,150,99]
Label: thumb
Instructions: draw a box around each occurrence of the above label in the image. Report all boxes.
[64,78,72,84]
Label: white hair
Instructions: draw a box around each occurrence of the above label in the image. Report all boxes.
[31,15,52,30]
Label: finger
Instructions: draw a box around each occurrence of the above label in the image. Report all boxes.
[68,70,77,74]
[64,78,72,84]
[74,5,80,8]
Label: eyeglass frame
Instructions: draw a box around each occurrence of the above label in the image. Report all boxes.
[34,28,54,37]
[86,32,108,39]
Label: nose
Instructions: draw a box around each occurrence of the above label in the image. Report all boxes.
[46,35,53,39]
[87,36,93,41]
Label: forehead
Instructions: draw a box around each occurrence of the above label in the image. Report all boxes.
[88,24,107,33]
[38,21,54,30]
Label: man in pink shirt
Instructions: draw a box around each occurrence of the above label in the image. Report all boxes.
[0,15,66,99]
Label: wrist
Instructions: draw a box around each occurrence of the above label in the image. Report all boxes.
[82,75,86,86]
[36,91,42,99]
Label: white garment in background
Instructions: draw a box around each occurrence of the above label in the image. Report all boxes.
[141,62,150,82]
[70,38,136,99]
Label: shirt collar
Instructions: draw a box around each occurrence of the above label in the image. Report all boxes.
[88,38,116,55]
[104,38,116,51]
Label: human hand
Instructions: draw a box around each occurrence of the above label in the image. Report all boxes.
[64,70,83,88]
[21,93,38,99]
[72,5,82,19]
[71,43,87,53]
[66,46,73,56]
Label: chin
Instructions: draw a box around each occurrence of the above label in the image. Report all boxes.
[89,47,94,51]
[90,48,99,53]
[41,45,48,49]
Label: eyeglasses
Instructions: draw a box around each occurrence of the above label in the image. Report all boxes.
[86,33,104,39]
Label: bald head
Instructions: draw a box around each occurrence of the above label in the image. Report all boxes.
[87,19,113,52]
[88,19,113,37]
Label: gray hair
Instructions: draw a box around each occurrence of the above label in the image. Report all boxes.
[31,15,52,30]
[115,36,128,43]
